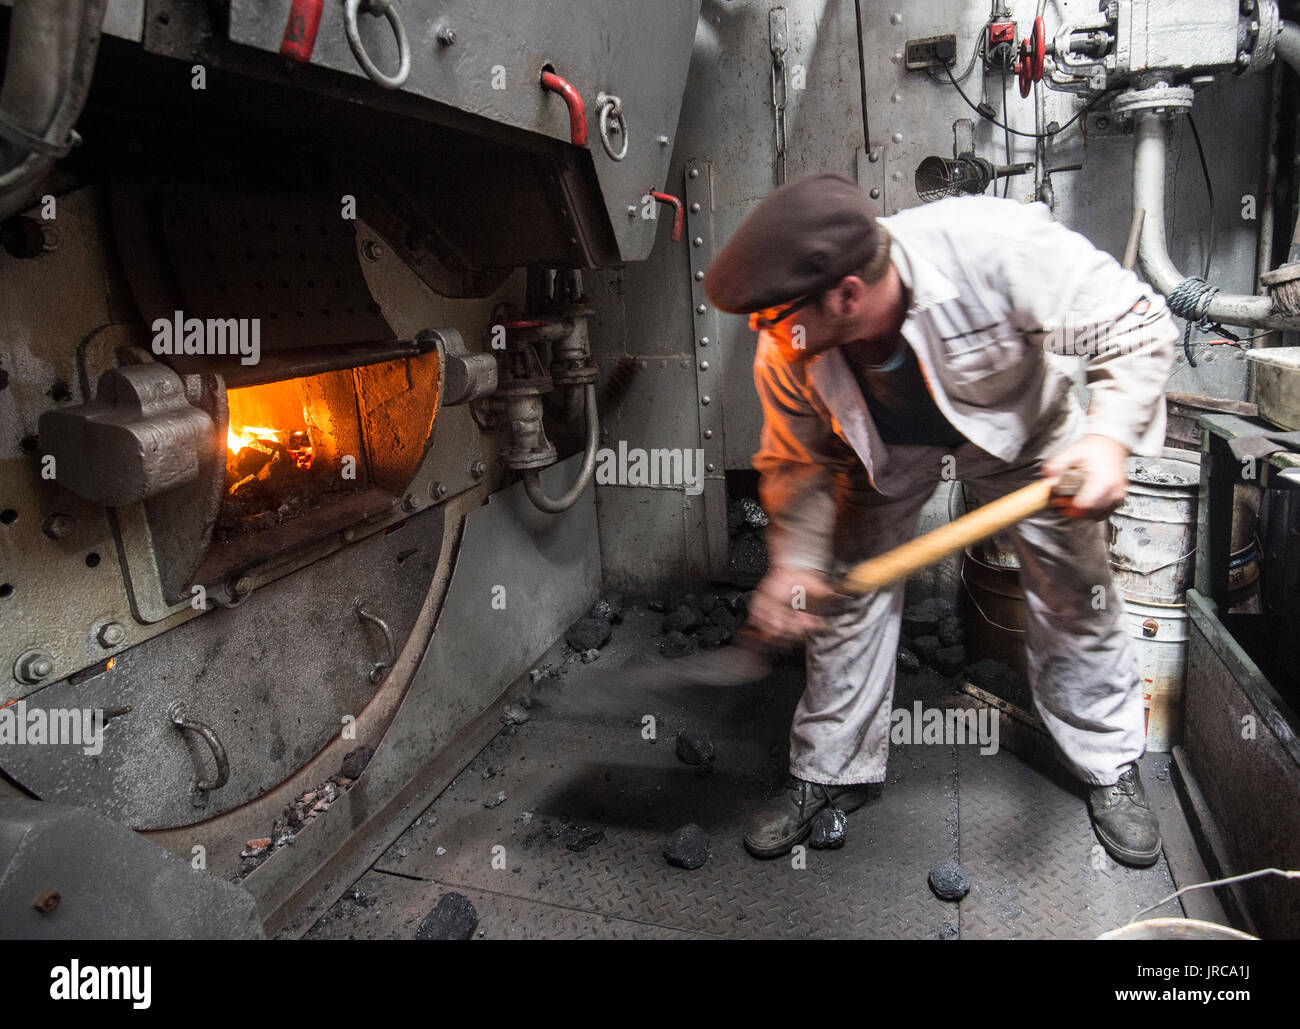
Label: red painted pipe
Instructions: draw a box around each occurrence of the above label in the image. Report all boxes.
[650,191,683,242]
[280,0,324,62]
[540,70,588,147]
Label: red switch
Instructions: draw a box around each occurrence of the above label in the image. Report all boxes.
[988,20,1016,47]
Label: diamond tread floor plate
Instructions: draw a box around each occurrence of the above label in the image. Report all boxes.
[956,747,1181,939]
[309,600,1186,939]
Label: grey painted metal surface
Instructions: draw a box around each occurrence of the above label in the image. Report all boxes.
[0,797,264,939]
[237,456,600,923]
[2,505,447,829]
[224,0,701,263]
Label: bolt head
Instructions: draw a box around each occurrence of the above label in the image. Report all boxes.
[870,187,881,199]
[470,460,486,478]
[693,236,703,247]
[33,891,60,914]
[403,493,422,511]
[15,650,55,684]
[688,168,699,179]
[42,513,74,540]
[362,240,384,261]
[97,622,125,648]
[436,25,456,45]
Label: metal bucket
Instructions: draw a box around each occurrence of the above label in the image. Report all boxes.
[1109,453,1200,605]
[1123,597,1191,753]
[1098,918,1257,940]
[961,546,1028,681]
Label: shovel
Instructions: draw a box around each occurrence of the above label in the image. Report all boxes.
[627,472,1081,690]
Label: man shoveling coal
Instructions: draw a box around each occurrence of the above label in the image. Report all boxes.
[703,174,1176,865]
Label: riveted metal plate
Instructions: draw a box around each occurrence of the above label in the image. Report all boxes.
[684,159,729,581]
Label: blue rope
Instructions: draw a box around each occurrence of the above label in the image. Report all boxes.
[1166,276,1220,369]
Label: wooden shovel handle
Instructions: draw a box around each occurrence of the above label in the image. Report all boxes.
[835,474,1079,597]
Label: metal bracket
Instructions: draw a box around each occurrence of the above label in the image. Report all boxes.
[684,159,729,581]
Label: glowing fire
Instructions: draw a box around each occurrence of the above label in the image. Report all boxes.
[227,424,282,452]
[225,381,316,471]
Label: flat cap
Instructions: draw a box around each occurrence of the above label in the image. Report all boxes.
[704,173,880,314]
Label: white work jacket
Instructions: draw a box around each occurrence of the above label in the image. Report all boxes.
[751,195,1178,572]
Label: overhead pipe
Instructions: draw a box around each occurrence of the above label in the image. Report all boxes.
[0,0,107,220]
[522,383,599,513]
[540,70,588,147]
[1132,109,1300,329]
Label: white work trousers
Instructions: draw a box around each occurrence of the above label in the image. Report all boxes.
[788,411,1144,789]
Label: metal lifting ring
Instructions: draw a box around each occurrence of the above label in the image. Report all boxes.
[343,0,411,90]
[597,93,629,161]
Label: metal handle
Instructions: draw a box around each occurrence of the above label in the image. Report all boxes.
[343,0,411,90]
[355,599,395,683]
[168,702,230,792]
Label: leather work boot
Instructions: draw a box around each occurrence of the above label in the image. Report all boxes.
[1088,762,1162,867]
[743,776,871,858]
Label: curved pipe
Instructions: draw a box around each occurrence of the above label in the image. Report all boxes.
[1277,20,1300,76]
[523,383,599,513]
[650,190,684,242]
[1133,110,1300,329]
[540,70,588,147]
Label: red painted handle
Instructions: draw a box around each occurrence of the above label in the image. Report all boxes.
[280,0,324,62]
[650,191,683,242]
[540,70,588,147]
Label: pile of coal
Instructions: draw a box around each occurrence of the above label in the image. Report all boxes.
[900,597,965,677]
[652,588,751,658]
[560,594,625,663]
[728,498,769,581]
[927,859,970,901]
[809,807,848,849]
[243,766,359,876]
[676,728,716,767]
[966,658,1032,711]
[416,892,479,940]
[663,824,710,869]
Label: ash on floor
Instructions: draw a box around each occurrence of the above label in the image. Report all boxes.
[305,595,1184,940]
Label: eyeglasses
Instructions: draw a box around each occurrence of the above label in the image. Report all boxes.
[747,293,818,332]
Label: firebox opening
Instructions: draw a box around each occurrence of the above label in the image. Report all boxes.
[219,371,367,541]
[192,348,441,589]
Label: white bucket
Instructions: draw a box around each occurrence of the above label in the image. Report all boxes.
[1122,597,1191,752]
